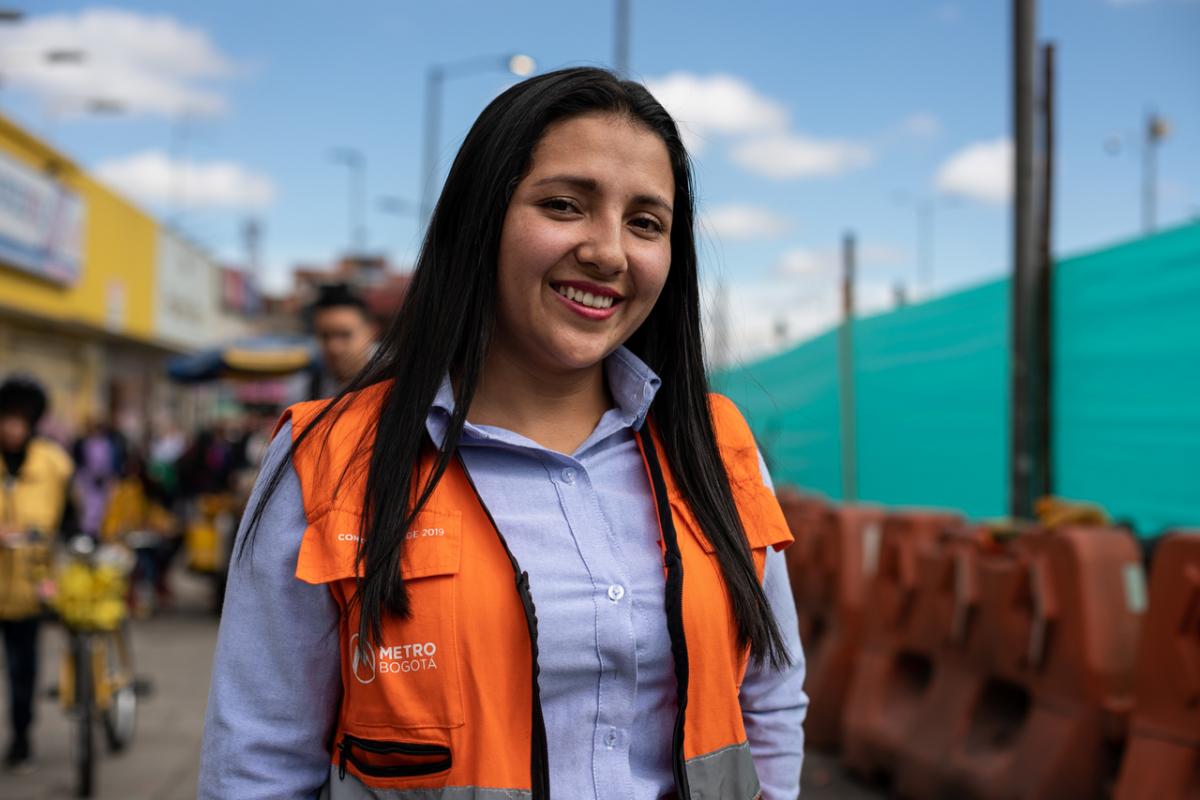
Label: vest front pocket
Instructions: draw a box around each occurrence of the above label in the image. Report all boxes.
[315,507,467,730]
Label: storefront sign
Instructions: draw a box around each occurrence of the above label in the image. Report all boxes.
[155,230,219,348]
[0,149,85,285]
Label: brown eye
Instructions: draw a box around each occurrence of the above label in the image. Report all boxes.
[630,216,665,235]
[543,198,580,214]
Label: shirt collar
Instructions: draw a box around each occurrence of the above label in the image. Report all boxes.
[425,346,661,448]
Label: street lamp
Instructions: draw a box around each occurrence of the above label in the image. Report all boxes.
[1144,110,1170,233]
[892,192,962,297]
[420,52,536,231]
[378,195,417,217]
[330,147,367,256]
[1103,109,1171,235]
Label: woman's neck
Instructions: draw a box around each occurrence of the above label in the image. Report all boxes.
[467,349,612,455]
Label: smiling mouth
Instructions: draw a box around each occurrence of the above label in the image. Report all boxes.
[551,283,621,310]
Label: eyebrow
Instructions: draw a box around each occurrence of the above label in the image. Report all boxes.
[531,173,673,215]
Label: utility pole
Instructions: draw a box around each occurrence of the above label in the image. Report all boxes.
[242,218,263,316]
[1035,42,1056,504]
[614,0,631,76]
[839,231,858,503]
[1009,0,1048,519]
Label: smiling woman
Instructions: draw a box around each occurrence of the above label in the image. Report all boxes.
[199,67,807,800]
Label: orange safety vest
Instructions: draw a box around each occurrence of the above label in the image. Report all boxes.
[280,382,793,800]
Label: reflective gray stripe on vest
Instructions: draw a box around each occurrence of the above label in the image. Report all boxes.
[319,766,531,800]
[684,741,761,800]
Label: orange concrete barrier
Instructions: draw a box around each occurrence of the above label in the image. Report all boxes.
[783,503,885,748]
[840,509,967,781]
[939,526,1142,800]
[1114,532,1200,800]
[891,530,993,799]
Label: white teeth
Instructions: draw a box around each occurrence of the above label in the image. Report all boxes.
[553,284,617,310]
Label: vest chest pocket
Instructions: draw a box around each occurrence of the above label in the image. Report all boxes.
[302,506,466,731]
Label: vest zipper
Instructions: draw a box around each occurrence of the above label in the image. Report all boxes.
[637,428,692,799]
[455,455,551,800]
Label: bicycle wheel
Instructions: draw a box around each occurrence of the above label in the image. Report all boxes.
[101,624,137,752]
[72,634,95,798]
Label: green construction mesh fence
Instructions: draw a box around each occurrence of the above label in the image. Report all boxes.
[712,222,1200,536]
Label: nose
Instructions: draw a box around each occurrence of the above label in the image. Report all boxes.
[575,213,627,275]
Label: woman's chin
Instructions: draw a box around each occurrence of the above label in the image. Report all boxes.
[540,337,617,374]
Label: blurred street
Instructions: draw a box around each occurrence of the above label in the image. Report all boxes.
[0,570,217,800]
[0,562,886,800]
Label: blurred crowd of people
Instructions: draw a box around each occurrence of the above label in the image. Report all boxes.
[0,374,273,771]
[0,280,377,771]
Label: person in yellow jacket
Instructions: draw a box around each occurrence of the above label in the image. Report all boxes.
[0,376,72,771]
[202,67,807,799]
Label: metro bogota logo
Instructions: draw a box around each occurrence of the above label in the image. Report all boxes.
[351,635,438,684]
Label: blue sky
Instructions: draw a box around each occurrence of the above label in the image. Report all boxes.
[1,0,1196,360]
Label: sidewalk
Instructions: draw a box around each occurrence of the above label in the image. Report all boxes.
[1,570,219,800]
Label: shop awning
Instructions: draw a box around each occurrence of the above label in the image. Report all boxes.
[167,336,317,383]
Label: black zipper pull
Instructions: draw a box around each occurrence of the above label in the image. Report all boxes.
[337,738,348,780]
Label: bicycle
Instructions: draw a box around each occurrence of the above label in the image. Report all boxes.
[50,535,140,798]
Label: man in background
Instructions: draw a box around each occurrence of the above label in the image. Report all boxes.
[0,376,72,771]
[307,283,378,400]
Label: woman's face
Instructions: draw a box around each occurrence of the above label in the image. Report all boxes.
[494,112,675,377]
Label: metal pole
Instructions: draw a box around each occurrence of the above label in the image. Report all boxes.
[1009,0,1038,519]
[352,153,367,254]
[918,199,934,293]
[839,231,858,503]
[1143,109,1157,234]
[615,0,631,76]
[1035,41,1056,501]
[420,66,444,233]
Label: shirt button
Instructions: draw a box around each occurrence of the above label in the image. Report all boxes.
[561,467,576,484]
[605,728,619,749]
[607,584,625,602]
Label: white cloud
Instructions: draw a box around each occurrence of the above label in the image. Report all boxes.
[935,138,1012,204]
[646,72,788,153]
[901,112,942,139]
[774,243,906,278]
[702,204,792,241]
[95,151,275,210]
[705,275,896,366]
[732,133,874,180]
[0,9,237,117]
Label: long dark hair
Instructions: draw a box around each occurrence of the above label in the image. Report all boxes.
[242,66,790,669]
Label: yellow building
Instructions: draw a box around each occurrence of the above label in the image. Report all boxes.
[0,112,239,443]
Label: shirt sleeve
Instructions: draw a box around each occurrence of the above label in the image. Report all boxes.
[741,451,808,799]
[199,421,341,800]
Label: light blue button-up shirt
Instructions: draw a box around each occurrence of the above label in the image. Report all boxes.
[200,347,806,799]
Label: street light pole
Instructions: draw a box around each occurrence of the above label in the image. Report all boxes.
[331,147,367,256]
[614,0,631,76]
[1143,109,1170,234]
[420,65,444,233]
[418,53,536,232]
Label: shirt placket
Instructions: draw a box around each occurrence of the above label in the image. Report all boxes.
[550,456,639,799]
